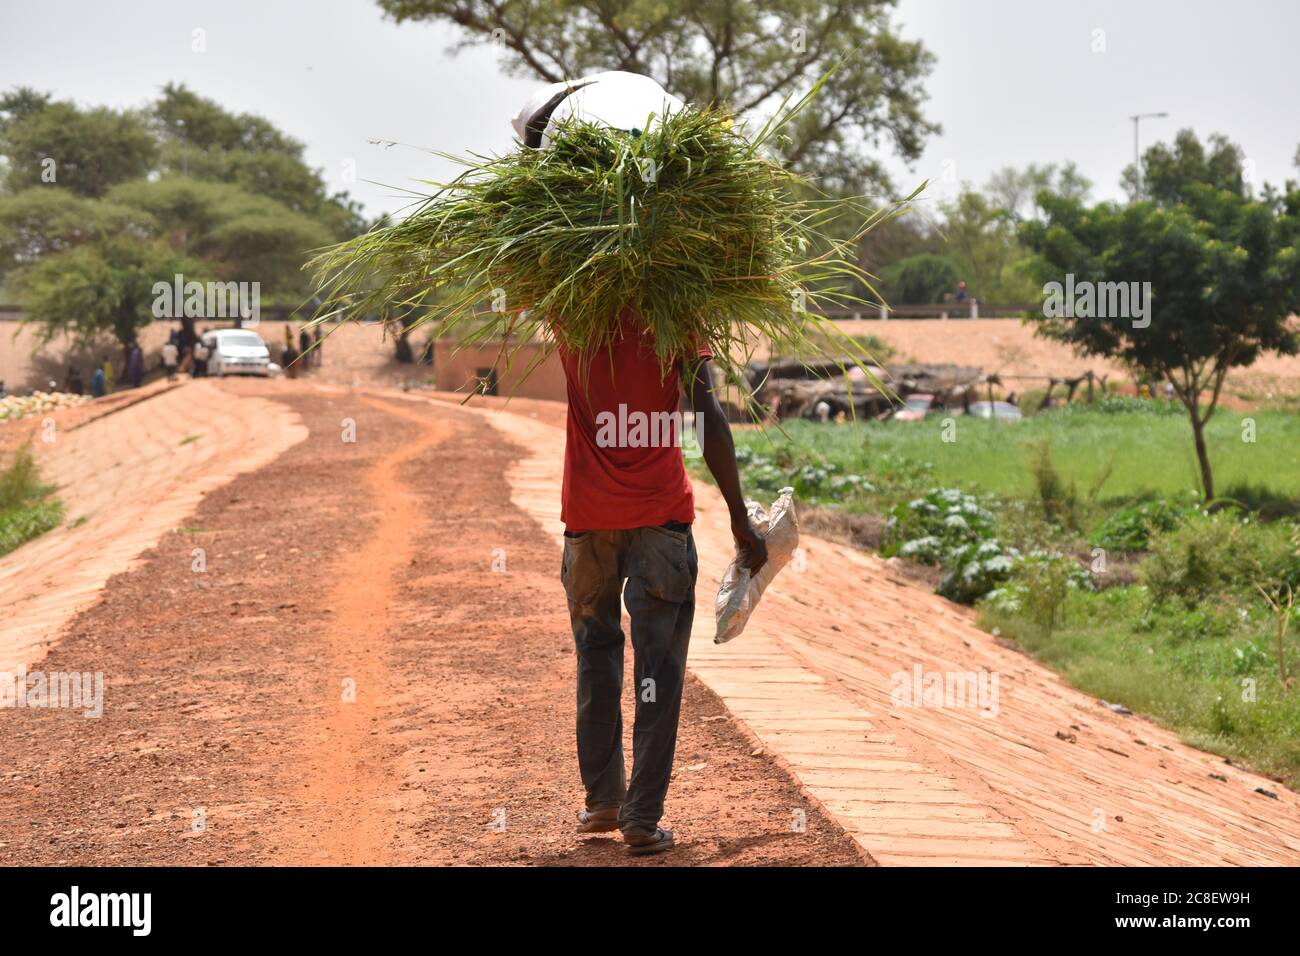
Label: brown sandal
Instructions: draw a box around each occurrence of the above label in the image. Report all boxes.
[576,807,621,833]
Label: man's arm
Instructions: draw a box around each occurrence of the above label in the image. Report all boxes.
[685,359,768,572]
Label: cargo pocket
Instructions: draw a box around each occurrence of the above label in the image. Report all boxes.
[562,533,604,612]
[634,526,696,604]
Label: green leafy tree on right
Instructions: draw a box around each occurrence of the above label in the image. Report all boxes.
[1021,130,1300,501]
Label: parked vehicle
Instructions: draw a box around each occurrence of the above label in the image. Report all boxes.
[892,393,935,422]
[968,400,1023,422]
[203,329,272,377]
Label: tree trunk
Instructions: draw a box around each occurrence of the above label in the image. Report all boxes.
[1190,413,1215,500]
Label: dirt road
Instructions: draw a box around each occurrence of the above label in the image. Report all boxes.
[4,377,1298,866]
[0,380,860,866]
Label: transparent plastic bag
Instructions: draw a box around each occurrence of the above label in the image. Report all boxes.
[714,487,799,644]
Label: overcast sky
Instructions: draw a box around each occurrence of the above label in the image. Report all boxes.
[2,0,1297,219]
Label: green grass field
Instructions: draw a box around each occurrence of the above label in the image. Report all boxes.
[739,404,1300,505]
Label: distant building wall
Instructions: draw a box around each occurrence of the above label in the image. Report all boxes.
[434,340,567,402]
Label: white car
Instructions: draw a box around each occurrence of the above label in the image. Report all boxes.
[203,329,272,377]
[968,400,1023,422]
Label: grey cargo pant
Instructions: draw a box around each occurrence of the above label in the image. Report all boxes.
[561,523,698,837]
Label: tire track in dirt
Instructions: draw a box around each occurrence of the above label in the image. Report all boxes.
[274,396,451,865]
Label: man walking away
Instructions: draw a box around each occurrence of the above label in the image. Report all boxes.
[514,73,768,856]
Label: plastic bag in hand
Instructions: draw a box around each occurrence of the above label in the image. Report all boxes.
[714,487,799,644]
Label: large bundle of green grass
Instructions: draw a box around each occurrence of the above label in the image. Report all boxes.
[309,90,912,399]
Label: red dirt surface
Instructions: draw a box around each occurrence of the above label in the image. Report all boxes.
[6,376,1297,867]
[0,380,862,866]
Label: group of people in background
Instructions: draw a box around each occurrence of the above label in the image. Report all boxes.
[61,356,114,397]
[280,325,323,379]
[160,326,212,380]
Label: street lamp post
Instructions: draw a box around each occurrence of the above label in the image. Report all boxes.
[1130,112,1169,200]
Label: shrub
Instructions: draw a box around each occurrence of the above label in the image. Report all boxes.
[0,444,64,558]
[983,550,1093,630]
[884,488,1019,603]
[1029,441,1080,530]
[1090,495,1199,553]
[1141,512,1300,607]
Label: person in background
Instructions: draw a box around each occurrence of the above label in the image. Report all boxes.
[282,341,299,379]
[101,357,115,394]
[955,280,969,303]
[299,326,313,371]
[161,340,179,381]
[126,344,144,389]
[91,364,107,398]
[312,326,323,367]
[192,336,210,377]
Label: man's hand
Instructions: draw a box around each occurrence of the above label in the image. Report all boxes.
[731,513,768,573]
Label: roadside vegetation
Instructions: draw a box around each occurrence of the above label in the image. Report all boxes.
[697,398,1300,786]
[0,443,64,557]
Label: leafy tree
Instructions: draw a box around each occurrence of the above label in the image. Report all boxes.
[0,87,53,135]
[151,84,365,238]
[13,235,201,358]
[935,188,1039,304]
[985,161,1091,223]
[105,177,331,290]
[878,252,960,304]
[1122,129,1246,204]
[1023,133,1300,499]
[376,0,939,195]
[0,97,157,198]
[0,189,147,267]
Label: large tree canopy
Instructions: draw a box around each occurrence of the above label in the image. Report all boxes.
[151,84,364,237]
[377,0,939,195]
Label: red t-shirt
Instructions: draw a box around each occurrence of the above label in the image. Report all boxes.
[557,309,711,531]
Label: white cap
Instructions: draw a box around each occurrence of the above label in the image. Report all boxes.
[511,71,686,148]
